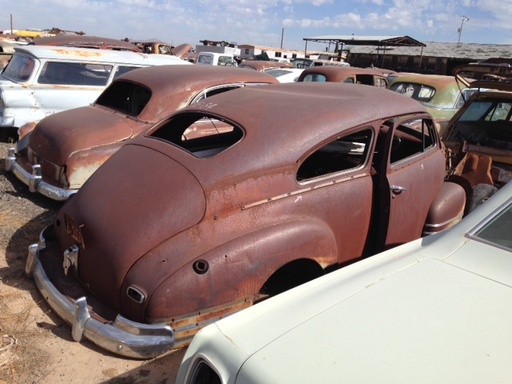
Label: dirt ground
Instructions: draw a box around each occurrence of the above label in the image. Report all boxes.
[0,144,185,384]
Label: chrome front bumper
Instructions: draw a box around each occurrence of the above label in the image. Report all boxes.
[26,226,176,359]
[4,148,76,201]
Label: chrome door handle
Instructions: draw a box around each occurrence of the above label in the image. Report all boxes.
[390,185,407,195]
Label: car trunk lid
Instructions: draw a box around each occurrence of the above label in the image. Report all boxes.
[28,105,139,165]
[54,143,206,311]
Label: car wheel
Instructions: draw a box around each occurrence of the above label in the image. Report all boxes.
[466,183,498,214]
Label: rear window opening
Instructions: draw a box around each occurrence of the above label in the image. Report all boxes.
[150,113,243,158]
[390,82,436,102]
[96,81,152,116]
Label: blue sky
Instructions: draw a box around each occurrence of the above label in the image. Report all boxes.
[2,0,512,51]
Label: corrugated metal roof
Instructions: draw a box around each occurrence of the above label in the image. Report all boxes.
[303,35,425,47]
[348,41,512,60]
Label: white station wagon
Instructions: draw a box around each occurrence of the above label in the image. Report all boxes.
[176,179,512,384]
[0,45,189,141]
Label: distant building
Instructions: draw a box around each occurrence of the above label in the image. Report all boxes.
[301,35,512,75]
[238,44,309,61]
[347,42,512,75]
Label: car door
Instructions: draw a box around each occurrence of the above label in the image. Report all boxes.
[375,116,445,249]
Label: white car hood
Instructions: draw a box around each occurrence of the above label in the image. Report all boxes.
[232,254,512,383]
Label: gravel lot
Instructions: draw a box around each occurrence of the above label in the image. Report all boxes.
[0,143,185,384]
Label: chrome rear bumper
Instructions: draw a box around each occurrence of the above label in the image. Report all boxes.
[5,148,76,201]
[26,226,176,359]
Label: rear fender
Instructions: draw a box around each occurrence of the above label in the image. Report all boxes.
[423,181,466,235]
[65,142,123,189]
[140,218,339,322]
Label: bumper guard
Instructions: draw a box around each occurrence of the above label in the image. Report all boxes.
[26,227,176,359]
[5,148,76,201]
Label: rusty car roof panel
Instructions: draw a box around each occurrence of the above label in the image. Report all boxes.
[33,35,141,52]
[298,65,389,82]
[238,60,293,71]
[115,65,279,121]
[143,83,429,178]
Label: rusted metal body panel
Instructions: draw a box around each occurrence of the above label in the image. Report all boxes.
[33,35,141,52]
[9,66,278,199]
[238,60,293,71]
[298,65,389,86]
[26,82,466,357]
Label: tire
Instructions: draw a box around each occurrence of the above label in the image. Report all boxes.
[466,183,498,214]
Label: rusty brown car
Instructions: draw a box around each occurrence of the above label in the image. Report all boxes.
[298,65,389,87]
[5,65,278,200]
[25,82,466,358]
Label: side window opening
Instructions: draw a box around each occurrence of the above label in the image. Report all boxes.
[390,119,435,164]
[191,85,241,104]
[354,74,373,85]
[38,62,112,86]
[297,128,373,181]
[150,113,242,158]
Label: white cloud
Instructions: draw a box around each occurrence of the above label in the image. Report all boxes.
[4,0,512,50]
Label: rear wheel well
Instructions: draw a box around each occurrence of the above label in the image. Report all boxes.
[260,259,324,297]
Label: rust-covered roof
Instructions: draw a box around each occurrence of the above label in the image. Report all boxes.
[297,65,389,82]
[33,35,141,52]
[143,82,428,180]
[112,65,279,121]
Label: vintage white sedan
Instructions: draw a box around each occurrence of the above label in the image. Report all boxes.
[176,179,512,384]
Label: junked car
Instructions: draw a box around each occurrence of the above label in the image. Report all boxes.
[443,63,512,211]
[176,170,512,384]
[388,73,470,133]
[4,65,278,201]
[0,45,189,141]
[25,83,466,358]
[297,65,389,87]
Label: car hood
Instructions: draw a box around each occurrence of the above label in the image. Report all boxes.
[54,143,206,311]
[208,230,512,383]
[29,105,142,165]
[233,254,512,383]
[454,63,512,92]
